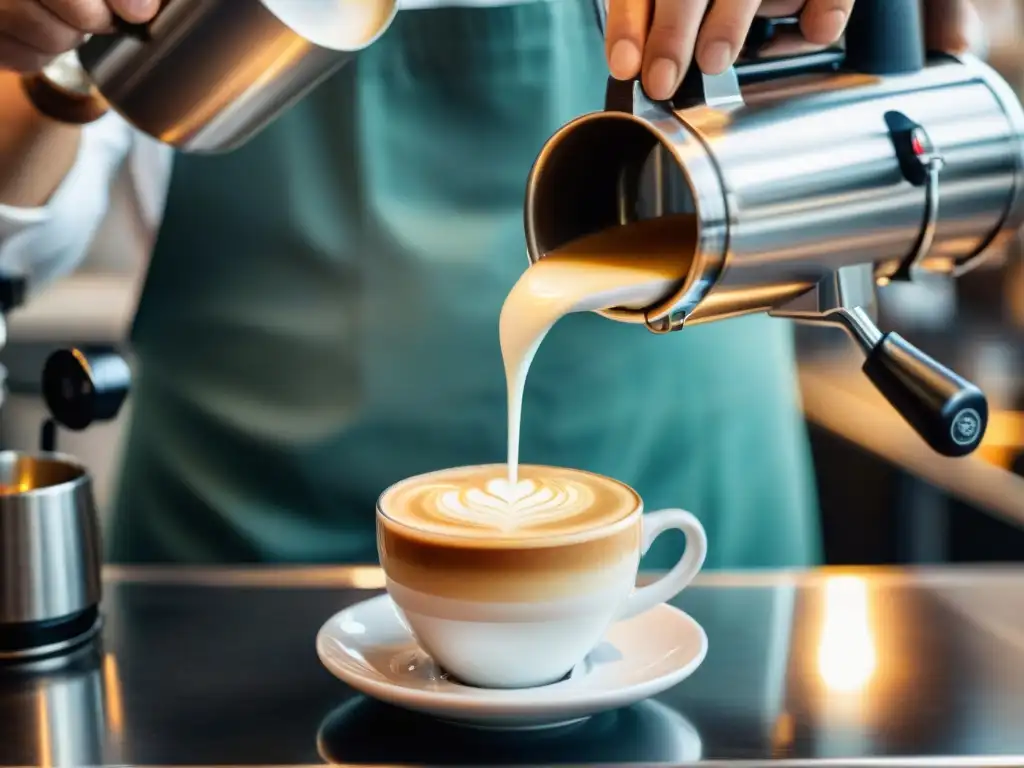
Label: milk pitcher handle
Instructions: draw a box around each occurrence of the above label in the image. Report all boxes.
[20,51,109,126]
[617,509,707,620]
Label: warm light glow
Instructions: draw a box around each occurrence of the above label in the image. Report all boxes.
[0,480,35,495]
[103,653,125,737]
[816,576,877,694]
[771,712,795,755]
[346,566,386,589]
[36,690,52,768]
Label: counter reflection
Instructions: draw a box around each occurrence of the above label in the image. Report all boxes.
[815,576,877,695]
[0,641,120,767]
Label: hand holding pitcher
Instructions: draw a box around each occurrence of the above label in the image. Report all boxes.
[0,0,159,72]
[602,0,979,101]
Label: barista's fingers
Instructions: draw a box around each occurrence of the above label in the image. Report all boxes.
[105,0,159,24]
[641,0,707,100]
[0,31,48,71]
[0,0,81,55]
[39,0,113,32]
[798,0,854,44]
[925,0,971,53]
[605,0,650,81]
[695,0,762,75]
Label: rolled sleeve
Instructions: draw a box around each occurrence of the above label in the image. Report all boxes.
[0,112,134,290]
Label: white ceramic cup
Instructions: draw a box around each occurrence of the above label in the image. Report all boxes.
[376,468,707,689]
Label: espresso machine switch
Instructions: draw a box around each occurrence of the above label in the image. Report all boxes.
[42,347,131,433]
[886,112,938,188]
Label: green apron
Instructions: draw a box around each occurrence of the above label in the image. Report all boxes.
[108,0,821,569]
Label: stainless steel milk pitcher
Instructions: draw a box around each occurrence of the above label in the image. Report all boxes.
[20,0,398,153]
[525,0,1024,458]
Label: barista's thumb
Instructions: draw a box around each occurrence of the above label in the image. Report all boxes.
[106,0,159,24]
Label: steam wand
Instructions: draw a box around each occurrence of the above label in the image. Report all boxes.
[773,264,987,458]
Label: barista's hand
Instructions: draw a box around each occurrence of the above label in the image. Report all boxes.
[925,0,977,54]
[605,0,857,101]
[606,0,981,101]
[0,0,159,72]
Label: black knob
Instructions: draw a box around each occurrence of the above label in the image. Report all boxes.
[844,0,925,76]
[42,347,131,432]
[0,275,27,314]
[862,332,987,457]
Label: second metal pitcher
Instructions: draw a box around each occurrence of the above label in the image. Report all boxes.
[22,0,398,153]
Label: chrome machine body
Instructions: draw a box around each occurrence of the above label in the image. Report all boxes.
[525,0,1024,458]
[21,0,397,153]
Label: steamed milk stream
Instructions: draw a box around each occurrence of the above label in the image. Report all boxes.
[382,215,695,540]
[500,214,697,486]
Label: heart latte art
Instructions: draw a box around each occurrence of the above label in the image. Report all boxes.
[379,464,639,540]
[436,477,593,531]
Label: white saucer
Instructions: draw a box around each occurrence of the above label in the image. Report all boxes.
[315,593,708,730]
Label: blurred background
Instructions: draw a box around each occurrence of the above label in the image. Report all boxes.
[0,0,1021,567]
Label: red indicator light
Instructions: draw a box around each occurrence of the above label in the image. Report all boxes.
[911,133,925,155]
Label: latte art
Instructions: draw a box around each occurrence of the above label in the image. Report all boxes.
[433,477,595,532]
[379,464,639,541]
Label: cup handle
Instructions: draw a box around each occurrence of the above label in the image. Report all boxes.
[617,508,708,620]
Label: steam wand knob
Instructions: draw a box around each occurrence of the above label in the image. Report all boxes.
[40,347,131,453]
[842,308,988,457]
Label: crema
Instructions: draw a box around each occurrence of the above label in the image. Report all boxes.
[378,464,639,541]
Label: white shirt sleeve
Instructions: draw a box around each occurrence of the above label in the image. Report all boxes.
[0,112,135,293]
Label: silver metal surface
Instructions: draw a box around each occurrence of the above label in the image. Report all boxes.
[772,264,883,350]
[525,103,729,331]
[956,55,1024,274]
[0,452,101,627]
[0,642,116,767]
[38,51,95,98]
[525,55,1024,329]
[34,0,397,153]
[1,566,1023,767]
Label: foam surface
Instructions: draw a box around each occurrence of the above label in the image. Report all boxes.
[379,464,639,541]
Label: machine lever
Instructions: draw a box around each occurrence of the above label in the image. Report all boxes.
[861,332,988,457]
[773,285,988,459]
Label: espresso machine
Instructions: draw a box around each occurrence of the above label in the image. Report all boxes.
[0,334,131,664]
[526,0,1024,458]
[0,269,130,663]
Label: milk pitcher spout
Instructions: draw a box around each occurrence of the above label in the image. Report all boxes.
[524,0,1024,458]
[21,0,398,153]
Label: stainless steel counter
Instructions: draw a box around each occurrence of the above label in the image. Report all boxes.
[2,566,1024,767]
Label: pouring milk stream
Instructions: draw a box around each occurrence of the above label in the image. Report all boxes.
[479,214,697,520]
